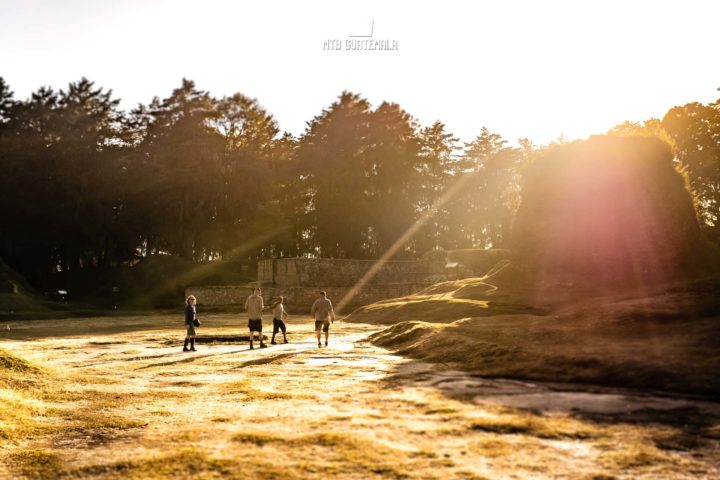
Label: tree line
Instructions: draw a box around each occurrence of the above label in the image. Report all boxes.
[0,77,718,285]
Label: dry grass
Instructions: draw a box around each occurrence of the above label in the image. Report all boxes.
[352,276,720,395]
[599,445,675,470]
[0,350,59,443]
[232,431,286,446]
[7,449,63,479]
[468,411,601,440]
[0,314,718,480]
[221,380,295,400]
[70,449,242,479]
[0,348,44,373]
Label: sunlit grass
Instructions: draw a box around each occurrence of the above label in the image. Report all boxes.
[370,294,489,309]
[232,431,416,478]
[151,409,173,417]
[72,449,241,479]
[468,411,601,439]
[600,445,677,470]
[0,347,44,373]
[60,411,148,432]
[7,449,63,480]
[221,379,309,401]
[1,315,718,480]
[232,431,285,446]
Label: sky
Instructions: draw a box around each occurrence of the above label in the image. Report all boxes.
[1,0,719,145]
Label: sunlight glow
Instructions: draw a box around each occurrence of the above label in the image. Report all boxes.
[337,172,477,312]
[132,225,289,306]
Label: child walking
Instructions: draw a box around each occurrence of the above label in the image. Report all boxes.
[184,295,199,352]
[271,296,289,344]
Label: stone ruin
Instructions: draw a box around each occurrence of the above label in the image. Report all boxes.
[186,248,515,312]
[187,256,447,312]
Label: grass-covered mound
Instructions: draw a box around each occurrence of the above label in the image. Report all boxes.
[346,274,543,324]
[0,347,51,443]
[349,273,720,395]
[513,134,720,289]
[0,258,54,317]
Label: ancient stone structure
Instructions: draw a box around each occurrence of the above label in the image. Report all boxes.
[257,258,445,287]
[188,257,446,312]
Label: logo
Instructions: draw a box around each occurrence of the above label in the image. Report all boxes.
[322,21,399,52]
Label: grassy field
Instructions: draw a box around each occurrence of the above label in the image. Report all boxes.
[1,314,718,479]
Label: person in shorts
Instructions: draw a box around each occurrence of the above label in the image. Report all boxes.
[311,291,335,347]
[271,296,289,344]
[244,287,267,349]
[183,295,199,352]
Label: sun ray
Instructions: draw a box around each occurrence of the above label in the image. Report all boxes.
[337,171,476,312]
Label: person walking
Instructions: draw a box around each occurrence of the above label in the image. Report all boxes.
[244,287,267,349]
[311,291,335,348]
[183,295,200,352]
[271,296,289,344]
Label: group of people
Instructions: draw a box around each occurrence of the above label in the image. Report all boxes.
[183,288,336,351]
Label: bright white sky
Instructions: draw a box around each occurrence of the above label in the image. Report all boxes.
[1,0,719,145]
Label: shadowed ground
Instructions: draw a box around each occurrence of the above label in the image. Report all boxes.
[1,314,718,479]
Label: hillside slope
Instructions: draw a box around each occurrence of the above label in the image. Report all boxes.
[346,136,720,396]
[0,258,54,317]
[345,273,720,395]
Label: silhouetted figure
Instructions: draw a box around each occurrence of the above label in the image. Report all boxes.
[311,291,335,347]
[244,287,266,349]
[271,296,289,344]
[184,295,199,351]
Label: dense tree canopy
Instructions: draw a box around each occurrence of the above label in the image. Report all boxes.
[0,76,718,288]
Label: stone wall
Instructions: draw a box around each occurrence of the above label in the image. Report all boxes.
[187,250,507,312]
[185,285,251,307]
[257,258,445,287]
[186,283,429,313]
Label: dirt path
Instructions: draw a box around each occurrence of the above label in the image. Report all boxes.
[1,314,719,479]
